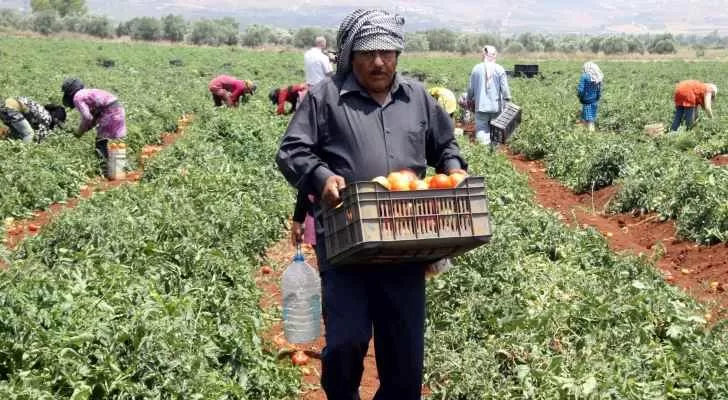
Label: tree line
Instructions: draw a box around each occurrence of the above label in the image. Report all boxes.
[2,4,728,55]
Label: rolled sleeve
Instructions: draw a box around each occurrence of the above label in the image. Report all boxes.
[275,93,333,197]
[293,191,311,222]
[321,57,333,75]
[75,98,94,133]
[277,90,288,115]
[229,82,246,104]
[498,69,512,102]
[501,79,512,102]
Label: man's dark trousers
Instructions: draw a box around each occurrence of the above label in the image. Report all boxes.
[315,242,426,400]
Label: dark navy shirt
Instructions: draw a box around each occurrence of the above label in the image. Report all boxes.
[277,72,466,195]
[276,72,467,269]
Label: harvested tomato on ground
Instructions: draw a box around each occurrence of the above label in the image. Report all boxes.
[291,350,309,366]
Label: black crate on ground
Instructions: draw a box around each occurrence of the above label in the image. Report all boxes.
[514,64,539,78]
[490,102,522,144]
[323,177,492,266]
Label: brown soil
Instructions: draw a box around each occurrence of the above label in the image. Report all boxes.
[505,150,728,317]
[258,237,431,400]
[2,114,193,261]
[711,154,728,166]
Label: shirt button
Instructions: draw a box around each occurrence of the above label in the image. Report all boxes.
[385,129,391,134]
[389,153,394,159]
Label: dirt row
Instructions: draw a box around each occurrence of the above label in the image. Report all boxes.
[505,150,728,315]
[258,238,403,400]
[2,115,191,261]
[3,117,726,398]
[259,147,728,399]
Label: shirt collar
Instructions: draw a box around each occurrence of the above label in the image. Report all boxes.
[340,72,406,99]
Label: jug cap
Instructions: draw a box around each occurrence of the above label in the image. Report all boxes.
[293,243,305,262]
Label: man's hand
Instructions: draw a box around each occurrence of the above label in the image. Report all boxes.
[321,175,346,208]
[291,221,304,246]
[447,168,468,176]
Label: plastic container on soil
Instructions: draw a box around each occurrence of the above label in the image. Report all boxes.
[514,64,539,78]
[281,245,322,344]
[107,142,127,180]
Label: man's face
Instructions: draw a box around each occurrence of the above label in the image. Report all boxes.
[352,50,398,94]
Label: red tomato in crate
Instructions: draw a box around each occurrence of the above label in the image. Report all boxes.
[450,172,467,187]
[372,176,391,189]
[399,169,417,182]
[430,174,452,189]
[409,179,428,190]
[388,172,411,191]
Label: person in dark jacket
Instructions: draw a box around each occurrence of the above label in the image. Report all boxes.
[275,9,468,400]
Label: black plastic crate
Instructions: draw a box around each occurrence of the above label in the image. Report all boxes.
[323,177,492,266]
[514,64,539,78]
[490,103,522,144]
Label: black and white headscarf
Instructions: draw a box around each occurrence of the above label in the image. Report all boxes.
[336,9,406,74]
[583,62,604,84]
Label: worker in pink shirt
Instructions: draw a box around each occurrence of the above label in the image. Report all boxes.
[62,78,126,176]
[208,75,257,107]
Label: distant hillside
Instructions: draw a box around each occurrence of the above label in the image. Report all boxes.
[1,0,727,34]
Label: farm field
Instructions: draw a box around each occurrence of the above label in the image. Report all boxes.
[1,35,728,399]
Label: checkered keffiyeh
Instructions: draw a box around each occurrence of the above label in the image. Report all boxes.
[336,9,406,74]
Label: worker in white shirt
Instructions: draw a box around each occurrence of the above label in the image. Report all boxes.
[304,36,334,87]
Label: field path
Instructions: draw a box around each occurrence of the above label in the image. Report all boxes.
[505,149,728,315]
[1,115,192,262]
[258,238,432,400]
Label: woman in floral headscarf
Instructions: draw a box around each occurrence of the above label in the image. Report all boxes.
[577,61,603,132]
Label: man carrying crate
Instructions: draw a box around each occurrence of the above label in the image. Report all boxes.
[467,45,512,146]
[276,8,468,400]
